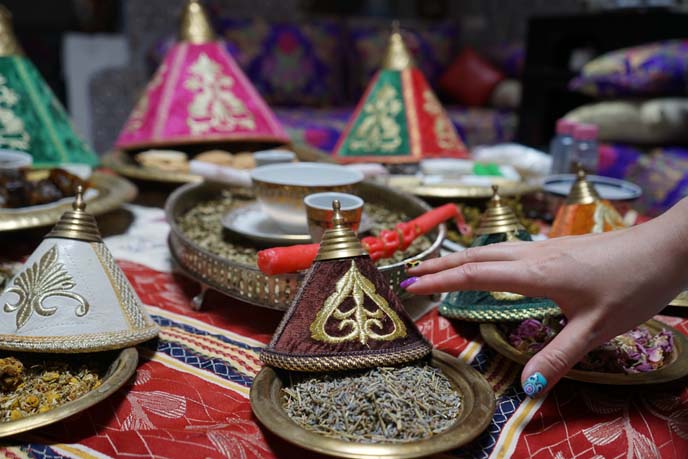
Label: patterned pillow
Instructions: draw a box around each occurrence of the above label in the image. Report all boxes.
[147,18,347,107]
[218,18,346,106]
[569,40,688,97]
[346,19,458,99]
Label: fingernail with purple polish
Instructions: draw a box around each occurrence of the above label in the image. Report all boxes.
[400,277,418,289]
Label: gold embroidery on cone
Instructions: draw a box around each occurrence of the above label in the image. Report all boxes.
[3,245,89,330]
[0,74,29,149]
[127,63,166,132]
[184,53,255,134]
[422,89,460,150]
[349,83,402,153]
[310,260,407,345]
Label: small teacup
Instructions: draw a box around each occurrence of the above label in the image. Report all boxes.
[304,192,364,243]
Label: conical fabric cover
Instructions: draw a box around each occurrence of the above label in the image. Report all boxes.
[549,169,625,237]
[439,188,560,322]
[0,7,98,166]
[333,29,468,164]
[0,196,158,352]
[261,256,432,371]
[116,1,288,150]
[261,200,431,372]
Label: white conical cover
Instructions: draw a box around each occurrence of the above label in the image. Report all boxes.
[0,237,159,352]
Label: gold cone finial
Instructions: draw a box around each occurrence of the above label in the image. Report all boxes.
[566,164,600,205]
[46,186,102,243]
[382,21,414,70]
[315,199,368,262]
[179,0,215,44]
[475,185,525,235]
[0,6,23,57]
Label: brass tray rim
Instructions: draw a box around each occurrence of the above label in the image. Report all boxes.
[250,349,496,459]
[102,144,335,185]
[386,176,541,199]
[0,347,138,438]
[480,319,688,385]
[0,172,137,232]
[670,290,688,307]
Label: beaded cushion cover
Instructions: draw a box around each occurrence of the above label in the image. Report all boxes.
[569,40,688,98]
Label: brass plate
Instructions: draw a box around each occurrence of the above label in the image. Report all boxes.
[0,172,137,232]
[166,181,445,309]
[250,350,495,459]
[0,347,138,438]
[480,319,688,385]
[387,175,540,199]
[102,144,334,184]
[670,290,688,307]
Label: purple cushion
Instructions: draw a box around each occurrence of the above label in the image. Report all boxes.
[346,19,458,99]
[570,40,688,97]
[218,18,346,106]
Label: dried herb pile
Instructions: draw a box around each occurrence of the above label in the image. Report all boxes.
[282,364,461,443]
[504,317,674,374]
[1,356,104,422]
[177,190,432,267]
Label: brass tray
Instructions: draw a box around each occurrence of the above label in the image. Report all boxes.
[0,172,137,232]
[480,319,688,385]
[387,175,540,199]
[250,350,495,459]
[103,144,334,184]
[0,347,138,438]
[166,181,445,310]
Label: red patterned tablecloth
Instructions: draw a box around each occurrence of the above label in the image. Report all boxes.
[2,204,687,459]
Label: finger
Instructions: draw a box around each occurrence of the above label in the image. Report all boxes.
[520,318,598,398]
[404,261,550,298]
[408,241,532,276]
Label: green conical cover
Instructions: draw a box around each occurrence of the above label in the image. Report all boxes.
[0,55,98,166]
[439,229,561,322]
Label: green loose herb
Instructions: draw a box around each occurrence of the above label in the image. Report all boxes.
[177,190,432,267]
[282,364,461,443]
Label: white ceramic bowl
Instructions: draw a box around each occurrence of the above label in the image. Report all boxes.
[251,163,364,233]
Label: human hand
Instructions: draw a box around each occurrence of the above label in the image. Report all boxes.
[403,199,688,397]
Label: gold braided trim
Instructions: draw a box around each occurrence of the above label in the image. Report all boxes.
[92,242,152,329]
[439,304,561,322]
[260,341,432,372]
[0,326,159,353]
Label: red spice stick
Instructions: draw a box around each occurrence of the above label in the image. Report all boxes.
[257,204,469,275]
[257,243,319,275]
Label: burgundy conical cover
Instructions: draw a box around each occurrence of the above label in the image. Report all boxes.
[261,255,432,372]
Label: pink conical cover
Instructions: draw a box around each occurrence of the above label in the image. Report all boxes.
[116,41,288,150]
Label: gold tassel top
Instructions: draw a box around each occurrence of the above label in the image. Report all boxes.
[381,21,414,71]
[179,0,215,44]
[0,6,23,57]
[46,186,102,243]
[315,200,368,262]
[566,167,600,205]
[475,186,525,235]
